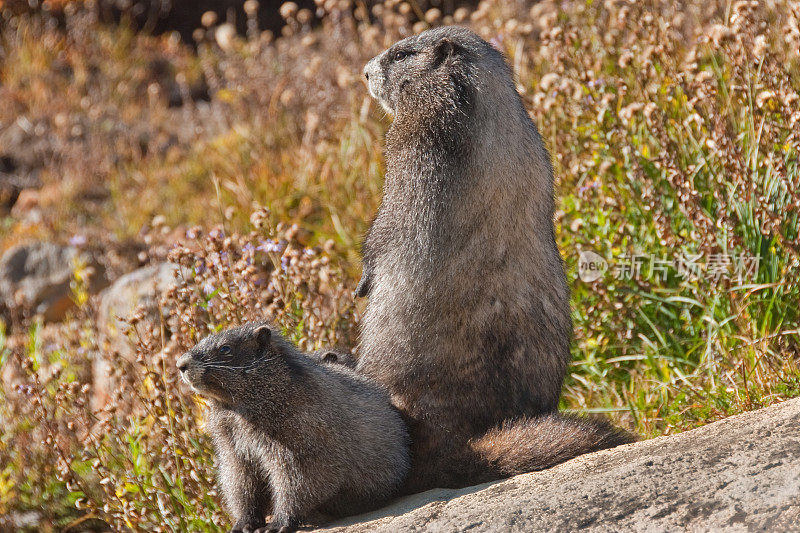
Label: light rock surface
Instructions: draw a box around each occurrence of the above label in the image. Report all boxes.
[93,262,180,409]
[0,241,106,322]
[96,262,180,354]
[321,398,800,532]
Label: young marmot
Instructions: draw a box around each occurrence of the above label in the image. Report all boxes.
[359,26,634,491]
[177,323,409,532]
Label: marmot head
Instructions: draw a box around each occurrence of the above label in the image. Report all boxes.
[363,26,509,119]
[177,322,290,407]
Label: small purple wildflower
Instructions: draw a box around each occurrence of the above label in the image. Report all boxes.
[203,281,215,295]
[69,234,87,246]
[489,34,504,50]
[257,239,287,253]
[16,384,34,395]
[211,252,228,267]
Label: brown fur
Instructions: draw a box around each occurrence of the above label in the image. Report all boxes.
[360,26,634,492]
[471,415,635,478]
[177,323,409,532]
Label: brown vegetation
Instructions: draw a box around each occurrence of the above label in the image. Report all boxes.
[0,0,798,530]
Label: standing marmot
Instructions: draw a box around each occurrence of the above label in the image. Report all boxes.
[359,26,633,491]
[177,323,409,532]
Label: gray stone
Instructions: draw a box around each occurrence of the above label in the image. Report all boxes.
[96,262,180,350]
[0,241,104,322]
[321,398,800,532]
[93,262,180,409]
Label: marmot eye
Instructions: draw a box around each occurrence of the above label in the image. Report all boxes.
[219,345,232,356]
[393,50,410,61]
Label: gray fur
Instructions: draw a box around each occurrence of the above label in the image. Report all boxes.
[360,27,629,491]
[311,348,357,369]
[177,323,410,532]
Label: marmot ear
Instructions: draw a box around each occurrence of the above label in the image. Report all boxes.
[321,351,339,363]
[253,324,271,348]
[435,37,457,61]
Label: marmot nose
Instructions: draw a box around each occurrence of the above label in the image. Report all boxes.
[363,60,376,82]
[176,354,191,373]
